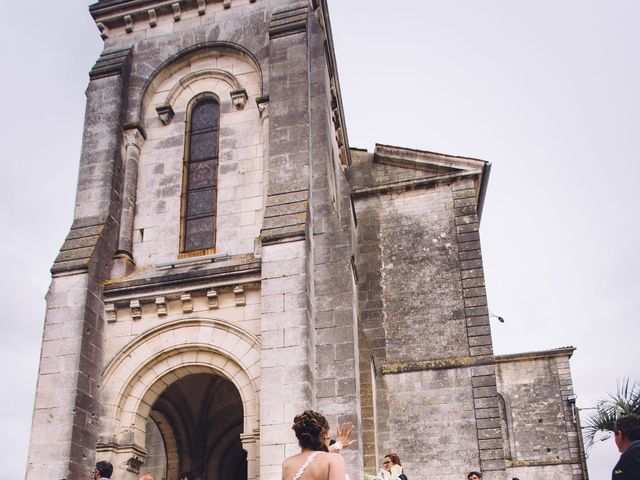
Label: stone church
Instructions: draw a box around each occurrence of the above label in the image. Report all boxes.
[25,1,587,480]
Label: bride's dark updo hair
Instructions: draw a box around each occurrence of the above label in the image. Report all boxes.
[292,410,329,451]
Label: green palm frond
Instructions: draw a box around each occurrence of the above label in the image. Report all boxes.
[583,378,640,448]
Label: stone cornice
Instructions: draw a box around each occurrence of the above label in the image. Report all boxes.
[505,459,582,468]
[374,143,488,172]
[495,346,576,363]
[90,0,258,37]
[382,347,576,375]
[351,169,483,199]
[382,354,495,375]
[103,257,261,299]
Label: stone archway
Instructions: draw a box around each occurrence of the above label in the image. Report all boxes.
[143,372,246,480]
[98,319,260,480]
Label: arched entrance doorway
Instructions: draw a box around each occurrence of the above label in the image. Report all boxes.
[98,319,260,480]
[143,373,246,480]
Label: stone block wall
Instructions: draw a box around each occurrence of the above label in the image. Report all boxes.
[382,368,482,479]
[351,152,505,478]
[495,350,585,480]
[378,187,467,361]
[353,184,488,479]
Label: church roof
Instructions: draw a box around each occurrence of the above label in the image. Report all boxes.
[348,143,492,219]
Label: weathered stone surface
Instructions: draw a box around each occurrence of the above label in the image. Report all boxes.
[27,3,585,480]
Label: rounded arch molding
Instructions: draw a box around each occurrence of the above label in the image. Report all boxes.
[133,41,265,124]
[100,318,260,450]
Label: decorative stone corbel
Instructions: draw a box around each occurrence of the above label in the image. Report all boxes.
[181,293,193,313]
[256,95,269,118]
[155,296,167,316]
[172,3,181,21]
[233,285,246,306]
[96,22,109,40]
[148,9,158,27]
[130,299,142,320]
[124,15,133,33]
[335,127,344,147]
[126,456,144,474]
[105,303,117,323]
[338,146,348,167]
[223,0,231,8]
[156,105,175,125]
[332,110,341,129]
[230,89,248,110]
[197,0,206,15]
[207,289,219,309]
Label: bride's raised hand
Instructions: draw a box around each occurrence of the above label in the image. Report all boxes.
[335,422,355,449]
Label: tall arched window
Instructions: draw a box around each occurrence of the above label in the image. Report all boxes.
[181,96,220,254]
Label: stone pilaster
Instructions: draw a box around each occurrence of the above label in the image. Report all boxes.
[112,122,145,277]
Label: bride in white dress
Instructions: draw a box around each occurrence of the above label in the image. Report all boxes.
[281,411,354,480]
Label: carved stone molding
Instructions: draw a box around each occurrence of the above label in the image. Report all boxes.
[123,122,146,150]
[126,455,144,474]
[230,89,248,110]
[130,299,142,320]
[181,293,193,313]
[207,289,219,309]
[156,105,175,126]
[240,428,260,446]
[233,285,246,306]
[256,94,269,118]
[91,0,261,40]
[157,69,243,124]
[105,303,117,323]
[155,296,167,316]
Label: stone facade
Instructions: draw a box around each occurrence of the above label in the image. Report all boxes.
[495,348,587,480]
[25,1,586,480]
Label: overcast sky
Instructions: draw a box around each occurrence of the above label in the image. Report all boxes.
[1,1,638,478]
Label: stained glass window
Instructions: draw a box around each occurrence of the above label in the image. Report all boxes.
[183,97,219,252]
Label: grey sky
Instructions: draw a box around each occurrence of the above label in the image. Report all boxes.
[1,1,638,478]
